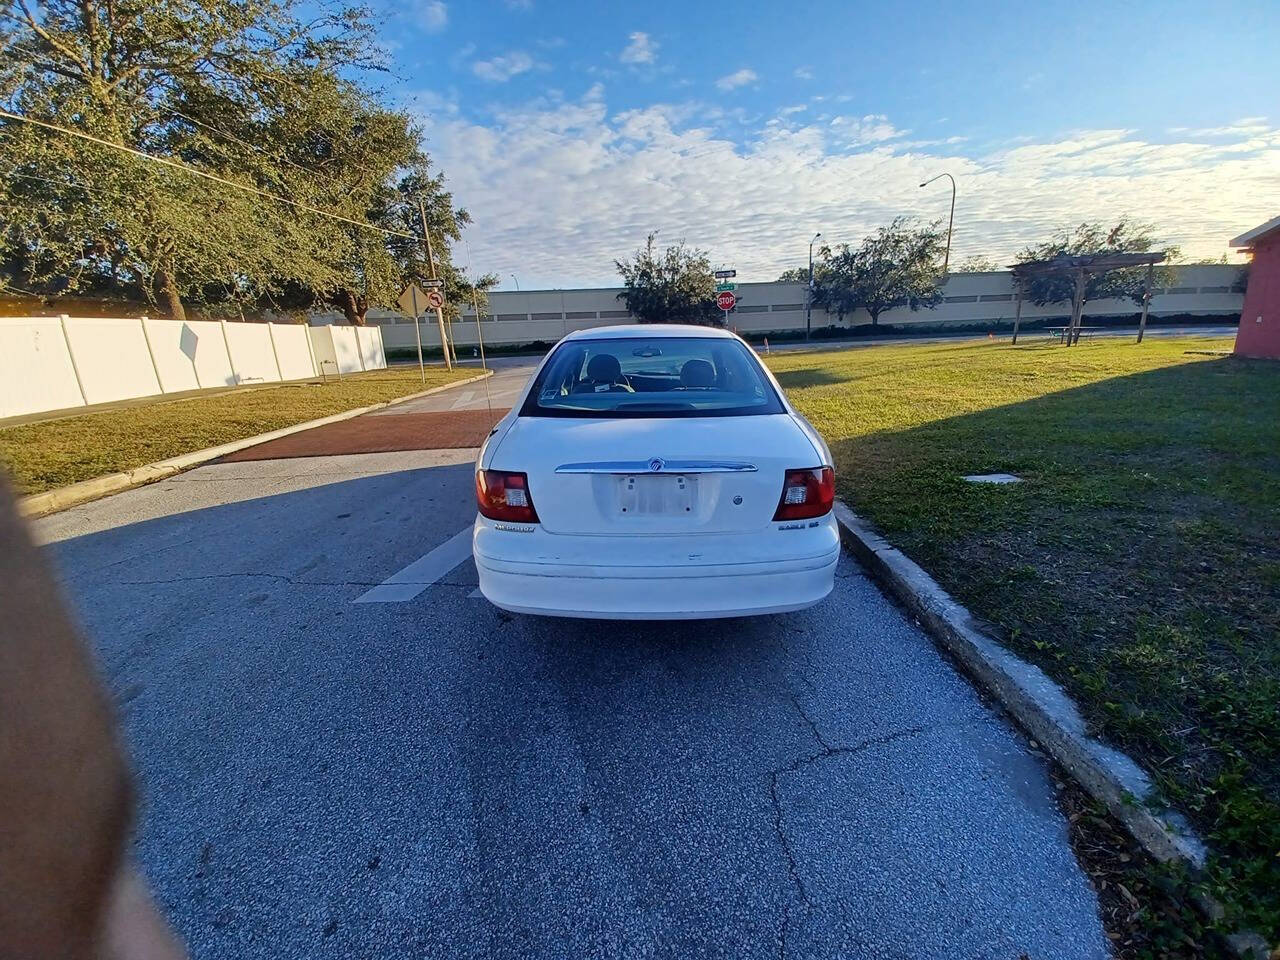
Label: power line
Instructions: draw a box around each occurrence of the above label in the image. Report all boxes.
[0,108,419,240]
[169,109,320,177]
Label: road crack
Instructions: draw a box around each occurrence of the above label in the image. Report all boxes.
[768,701,936,959]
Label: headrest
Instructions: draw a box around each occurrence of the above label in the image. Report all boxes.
[680,358,716,388]
[586,353,622,382]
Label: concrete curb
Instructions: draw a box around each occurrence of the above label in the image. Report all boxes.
[833,500,1273,959]
[18,370,494,518]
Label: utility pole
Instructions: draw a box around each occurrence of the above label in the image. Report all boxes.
[418,196,452,370]
[805,232,821,340]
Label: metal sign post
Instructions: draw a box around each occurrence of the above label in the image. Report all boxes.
[716,289,737,325]
[397,283,428,383]
[715,268,737,326]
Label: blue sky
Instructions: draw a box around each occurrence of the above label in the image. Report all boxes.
[367,0,1280,289]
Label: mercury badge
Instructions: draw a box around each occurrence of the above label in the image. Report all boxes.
[648,458,664,472]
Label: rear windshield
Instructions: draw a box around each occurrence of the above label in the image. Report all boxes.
[520,335,784,418]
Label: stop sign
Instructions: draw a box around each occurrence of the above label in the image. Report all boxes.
[716,290,737,311]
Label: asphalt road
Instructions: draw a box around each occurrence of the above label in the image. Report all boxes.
[34,370,1112,960]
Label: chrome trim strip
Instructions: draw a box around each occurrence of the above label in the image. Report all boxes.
[555,460,758,474]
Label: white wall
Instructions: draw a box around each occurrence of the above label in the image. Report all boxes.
[271,324,316,381]
[143,317,202,393]
[0,317,85,417]
[356,327,385,370]
[223,321,279,384]
[185,320,238,388]
[308,326,339,377]
[0,315,387,421]
[359,264,1245,350]
[64,316,162,405]
[329,326,364,374]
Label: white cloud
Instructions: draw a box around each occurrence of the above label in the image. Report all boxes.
[779,104,808,116]
[448,41,475,69]
[716,68,758,92]
[416,0,447,32]
[620,31,658,65]
[412,88,460,118]
[472,51,536,83]
[419,88,1272,287]
[794,66,814,80]
[1168,118,1272,138]
[829,114,905,146]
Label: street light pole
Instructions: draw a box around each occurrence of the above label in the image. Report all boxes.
[805,232,821,340]
[918,173,956,275]
[510,274,520,291]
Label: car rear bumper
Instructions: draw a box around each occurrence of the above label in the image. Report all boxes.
[473,516,839,620]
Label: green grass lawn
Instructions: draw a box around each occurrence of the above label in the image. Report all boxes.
[0,365,480,496]
[766,336,1279,939]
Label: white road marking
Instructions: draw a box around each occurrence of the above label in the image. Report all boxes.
[468,588,483,598]
[354,527,473,603]
[449,391,476,409]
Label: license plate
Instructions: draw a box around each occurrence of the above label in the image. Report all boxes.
[618,475,695,516]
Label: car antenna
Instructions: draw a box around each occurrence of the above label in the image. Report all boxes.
[470,277,494,420]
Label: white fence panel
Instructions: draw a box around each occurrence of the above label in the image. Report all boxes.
[0,318,85,417]
[1,314,384,421]
[223,321,280,384]
[142,317,201,393]
[356,327,383,370]
[270,324,316,380]
[308,327,338,377]
[184,319,236,388]
[63,317,161,405]
[330,325,364,373]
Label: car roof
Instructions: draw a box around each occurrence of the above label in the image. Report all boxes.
[562,324,737,341]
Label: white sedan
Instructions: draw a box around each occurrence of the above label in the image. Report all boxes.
[473,325,839,619]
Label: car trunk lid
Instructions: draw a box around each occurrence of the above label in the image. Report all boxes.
[489,414,820,536]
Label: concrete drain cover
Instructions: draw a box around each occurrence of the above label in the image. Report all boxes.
[963,473,1022,484]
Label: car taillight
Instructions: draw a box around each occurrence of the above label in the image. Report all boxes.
[773,466,835,521]
[476,470,540,523]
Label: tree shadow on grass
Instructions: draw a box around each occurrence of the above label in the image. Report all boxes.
[828,354,1280,932]
[772,367,858,389]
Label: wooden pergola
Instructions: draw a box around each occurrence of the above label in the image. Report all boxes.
[1008,252,1167,345]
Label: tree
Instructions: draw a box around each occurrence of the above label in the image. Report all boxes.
[1013,218,1177,306]
[813,218,947,326]
[0,0,477,326]
[953,254,1001,273]
[615,233,720,325]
